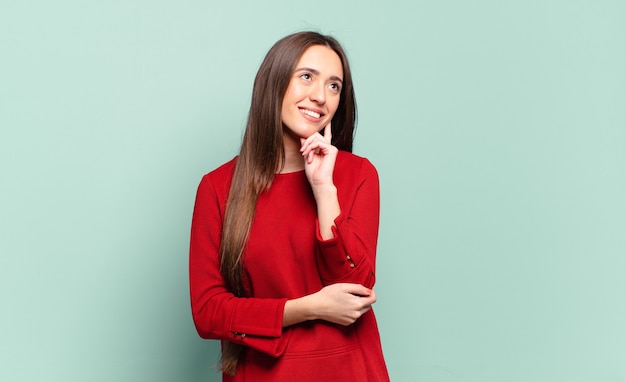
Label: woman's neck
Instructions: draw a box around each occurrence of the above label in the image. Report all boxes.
[280,131,305,173]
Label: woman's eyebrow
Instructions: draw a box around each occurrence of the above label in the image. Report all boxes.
[295,67,343,83]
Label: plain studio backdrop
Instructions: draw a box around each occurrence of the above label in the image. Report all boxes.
[1,1,625,381]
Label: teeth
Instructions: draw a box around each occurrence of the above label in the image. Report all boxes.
[300,108,321,118]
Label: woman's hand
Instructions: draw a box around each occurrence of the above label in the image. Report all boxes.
[300,124,341,239]
[300,123,338,189]
[313,283,377,326]
[283,283,376,327]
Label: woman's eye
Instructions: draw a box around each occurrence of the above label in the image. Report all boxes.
[329,83,341,92]
[300,73,312,80]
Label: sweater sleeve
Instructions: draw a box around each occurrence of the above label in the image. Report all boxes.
[315,158,380,289]
[189,173,290,357]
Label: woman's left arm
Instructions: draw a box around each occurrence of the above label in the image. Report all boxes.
[314,158,379,288]
[301,127,380,289]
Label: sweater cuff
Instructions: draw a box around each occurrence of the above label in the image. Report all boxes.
[315,213,356,280]
[315,212,345,244]
[229,298,287,338]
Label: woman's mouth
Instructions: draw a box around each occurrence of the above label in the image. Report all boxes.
[299,107,322,119]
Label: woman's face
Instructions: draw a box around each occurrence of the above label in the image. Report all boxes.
[281,45,343,140]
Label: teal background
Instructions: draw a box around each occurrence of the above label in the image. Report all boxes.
[1,1,625,381]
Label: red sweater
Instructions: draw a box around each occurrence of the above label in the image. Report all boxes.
[190,151,390,381]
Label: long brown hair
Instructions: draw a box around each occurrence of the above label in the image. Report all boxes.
[218,31,357,376]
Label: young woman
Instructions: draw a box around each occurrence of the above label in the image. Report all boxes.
[190,31,390,381]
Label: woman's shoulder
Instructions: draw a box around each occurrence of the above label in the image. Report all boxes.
[197,156,237,196]
[206,156,237,179]
[335,150,377,176]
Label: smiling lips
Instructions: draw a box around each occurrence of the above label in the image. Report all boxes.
[299,107,323,119]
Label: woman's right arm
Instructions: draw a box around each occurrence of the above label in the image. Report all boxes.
[190,173,289,357]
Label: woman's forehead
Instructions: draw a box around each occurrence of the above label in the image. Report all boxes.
[294,45,343,81]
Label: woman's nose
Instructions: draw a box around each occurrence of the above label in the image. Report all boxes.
[308,81,326,104]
